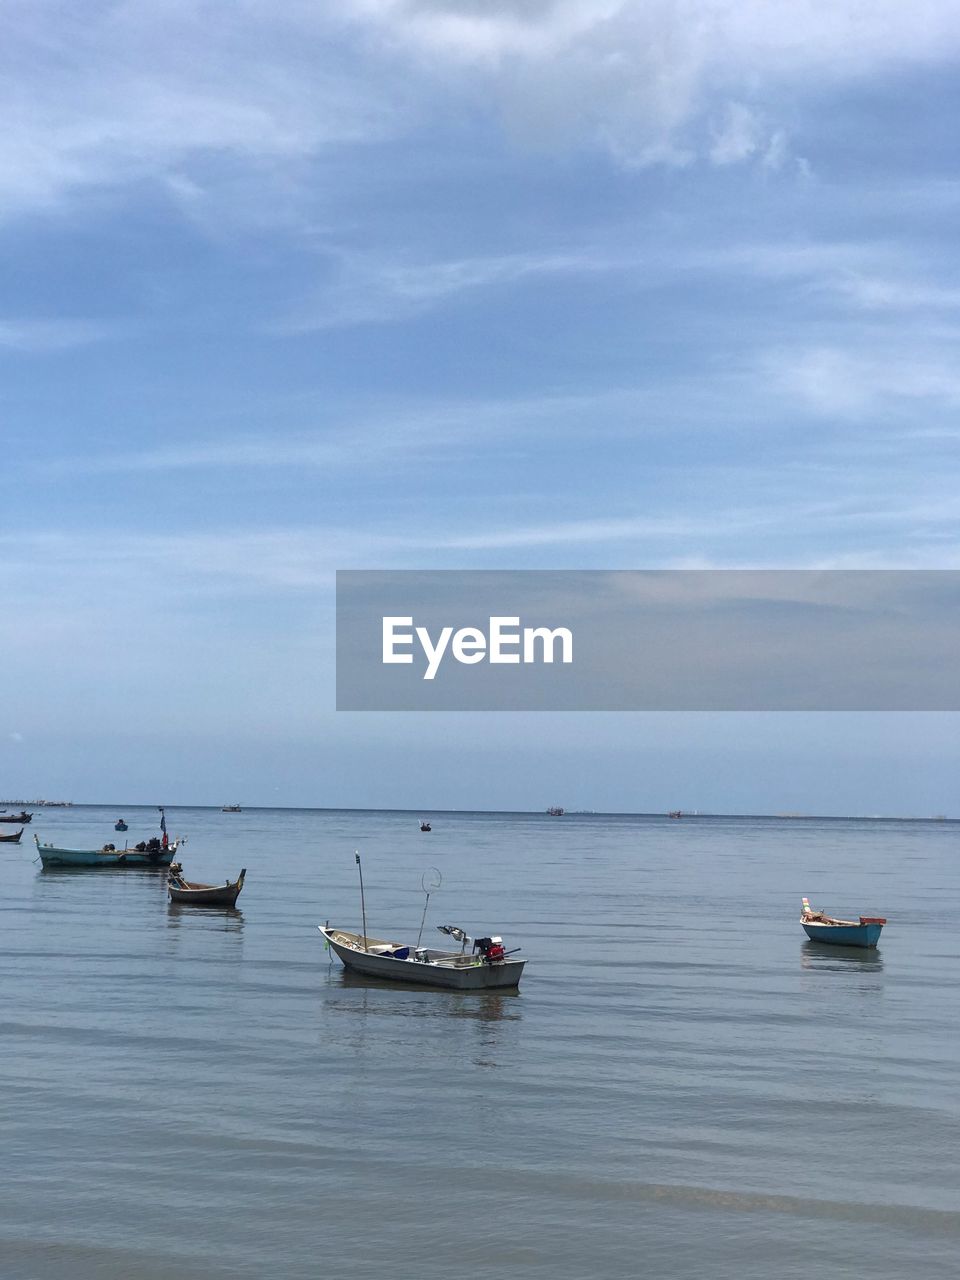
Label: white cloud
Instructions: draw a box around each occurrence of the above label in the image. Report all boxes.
[709,102,764,166]
[0,318,114,351]
[1,1,959,219]
[814,274,960,312]
[278,245,616,329]
[764,346,960,417]
[351,0,960,165]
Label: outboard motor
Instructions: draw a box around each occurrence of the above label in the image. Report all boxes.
[473,936,506,964]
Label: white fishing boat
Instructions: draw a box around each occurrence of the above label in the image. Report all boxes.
[319,925,525,990]
[320,852,525,990]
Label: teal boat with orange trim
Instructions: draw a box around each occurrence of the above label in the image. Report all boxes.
[801,897,886,948]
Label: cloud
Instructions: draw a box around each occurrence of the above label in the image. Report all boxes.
[0,2,404,218]
[0,318,114,351]
[53,390,594,476]
[276,245,617,329]
[1,1,959,221]
[709,102,765,166]
[278,236,923,332]
[812,274,960,312]
[764,346,960,417]
[352,0,960,165]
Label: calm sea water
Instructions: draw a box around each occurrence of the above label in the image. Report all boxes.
[0,807,958,1279]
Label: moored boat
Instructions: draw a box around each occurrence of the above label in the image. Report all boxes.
[801,897,886,948]
[115,819,128,831]
[320,924,525,990]
[546,806,564,816]
[221,804,242,812]
[420,820,432,832]
[168,863,245,907]
[0,827,23,843]
[34,834,180,868]
[0,810,31,824]
[322,851,525,990]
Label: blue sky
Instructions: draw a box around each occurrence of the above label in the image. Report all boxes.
[2,1,959,811]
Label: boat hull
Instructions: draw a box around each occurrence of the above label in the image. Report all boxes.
[320,928,525,990]
[802,921,883,948]
[0,828,23,843]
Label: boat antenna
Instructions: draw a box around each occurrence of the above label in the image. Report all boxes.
[416,867,442,950]
[355,851,368,952]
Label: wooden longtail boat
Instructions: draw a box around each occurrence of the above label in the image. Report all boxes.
[34,834,180,869]
[0,827,22,843]
[167,863,245,907]
[0,811,31,824]
[801,897,886,948]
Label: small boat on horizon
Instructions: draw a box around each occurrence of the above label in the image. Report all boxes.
[168,862,245,907]
[546,806,565,816]
[668,810,683,819]
[801,897,886,948]
[0,827,23,844]
[114,819,128,831]
[221,804,242,813]
[420,820,432,832]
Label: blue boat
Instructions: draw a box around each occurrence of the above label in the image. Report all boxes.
[801,897,886,948]
[34,834,180,869]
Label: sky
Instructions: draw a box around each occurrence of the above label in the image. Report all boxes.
[2,0,959,812]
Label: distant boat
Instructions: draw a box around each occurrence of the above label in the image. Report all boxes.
[420,820,432,832]
[168,862,245,907]
[0,811,31,824]
[0,827,23,844]
[801,897,886,948]
[114,819,128,831]
[34,834,180,868]
[320,925,524,990]
[546,806,565,816]
[221,804,242,813]
[667,810,683,819]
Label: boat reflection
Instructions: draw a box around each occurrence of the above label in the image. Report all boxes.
[165,902,245,933]
[36,864,170,878]
[335,968,520,1008]
[323,970,521,1068]
[800,939,883,969]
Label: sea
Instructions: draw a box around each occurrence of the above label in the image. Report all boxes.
[0,807,957,1279]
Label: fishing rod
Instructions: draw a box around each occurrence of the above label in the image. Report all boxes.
[355,850,368,952]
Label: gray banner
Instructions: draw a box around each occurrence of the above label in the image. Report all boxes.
[336,570,960,710]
